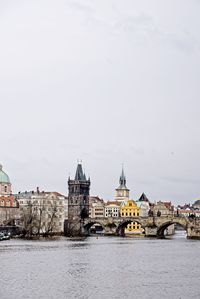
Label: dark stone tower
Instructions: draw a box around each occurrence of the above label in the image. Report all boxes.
[65,163,90,236]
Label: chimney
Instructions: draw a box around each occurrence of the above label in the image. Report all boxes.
[37,187,40,194]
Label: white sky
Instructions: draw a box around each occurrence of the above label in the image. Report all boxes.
[0,0,200,204]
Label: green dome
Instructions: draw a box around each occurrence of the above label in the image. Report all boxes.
[0,164,11,184]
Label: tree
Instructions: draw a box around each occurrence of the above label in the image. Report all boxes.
[20,198,59,237]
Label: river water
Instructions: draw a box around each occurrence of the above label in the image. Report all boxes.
[0,232,199,299]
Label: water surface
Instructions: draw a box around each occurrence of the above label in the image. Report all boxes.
[0,232,199,299]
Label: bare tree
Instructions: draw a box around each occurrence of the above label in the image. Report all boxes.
[20,199,59,237]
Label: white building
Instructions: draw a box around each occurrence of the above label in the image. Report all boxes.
[89,196,105,218]
[16,188,68,234]
[136,193,150,217]
[105,201,120,217]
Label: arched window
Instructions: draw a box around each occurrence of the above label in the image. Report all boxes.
[4,186,7,192]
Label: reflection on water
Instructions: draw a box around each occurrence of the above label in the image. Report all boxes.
[0,233,200,299]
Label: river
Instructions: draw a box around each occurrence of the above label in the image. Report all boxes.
[0,232,199,299]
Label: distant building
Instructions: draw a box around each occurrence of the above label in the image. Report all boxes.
[153,201,174,216]
[192,199,200,210]
[89,196,105,218]
[176,204,195,217]
[115,167,129,202]
[136,193,150,217]
[0,164,12,196]
[0,196,20,225]
[120,199,142,234]
[105,201,120,217]
[16,189,67,234]
[0,164,19,225]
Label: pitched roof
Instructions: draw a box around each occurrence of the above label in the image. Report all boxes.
[138,193,149,202]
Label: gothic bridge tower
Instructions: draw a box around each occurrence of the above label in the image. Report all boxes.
[65,162,90,236]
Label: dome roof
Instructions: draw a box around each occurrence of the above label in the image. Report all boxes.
[0,164,11,184]
[193,199,200,206]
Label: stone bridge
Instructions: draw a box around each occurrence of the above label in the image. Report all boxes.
[82,216,200,238]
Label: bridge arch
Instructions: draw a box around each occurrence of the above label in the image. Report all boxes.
[116,219,144,237]
[157,219,188,238]
[84,221,105,235]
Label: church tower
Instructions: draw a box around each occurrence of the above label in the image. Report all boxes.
[65,162,90,235]
[115,167,129,202]
[0,164,12,196]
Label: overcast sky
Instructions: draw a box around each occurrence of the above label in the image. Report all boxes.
[0,0,200,204]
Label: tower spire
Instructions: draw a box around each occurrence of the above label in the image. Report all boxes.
[115,165,129,202]
[119,164,126,188]
[75,161,85,181]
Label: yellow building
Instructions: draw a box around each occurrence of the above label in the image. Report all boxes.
[120,199,143,235]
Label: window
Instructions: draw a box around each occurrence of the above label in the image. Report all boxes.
[4,186,7,192]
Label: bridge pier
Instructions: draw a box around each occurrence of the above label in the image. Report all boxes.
[64,220,88,237]
[104,224,117,236]
[116,226,125,237]
[145,226,158,237]
[187,227,200,239]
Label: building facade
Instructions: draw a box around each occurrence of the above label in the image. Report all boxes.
[136,193,150,217]
[120,199,143,235]
[89,196,105,218]
[16,189,67,235]
[105,201,120,217]
[0,164,12,196]
[193,199,200,211]
[0,164,20,225]
[0,196,20,225]
[152,201,174,216]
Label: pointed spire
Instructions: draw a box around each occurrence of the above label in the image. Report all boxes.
[75,163,84,181]
[119,165,127,188]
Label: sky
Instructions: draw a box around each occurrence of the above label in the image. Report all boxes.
[0,0,200,204]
